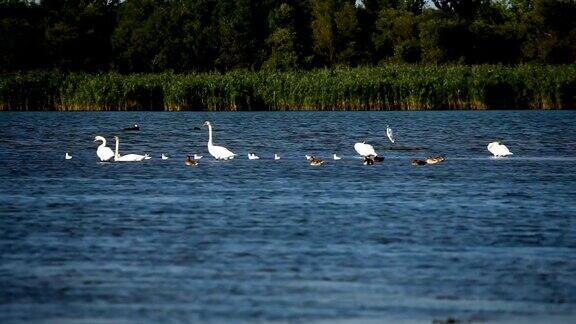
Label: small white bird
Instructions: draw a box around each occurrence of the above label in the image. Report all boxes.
[354,142,378,157]
[65,152,72,160]
[274,153,281,160]
[333,153,342,160]
[161,154,169,160]
[487,141,513,157]
[248,153,260,160]
[193,154,203,160]
[386,125,395,143]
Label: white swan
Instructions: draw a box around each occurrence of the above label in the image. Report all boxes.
[354,142,377,157]
[333,153,342,160]
[161,154,169,160]
[193,154,203,160]
[114,136,149,162]
[488,141,513,157]
[65,152,72,160]
[274,153,281,160]
[305,154,312,160]
[94,136,115,162]
[203,121,236,160]
[386,125,395,143]
[248,153,260,160]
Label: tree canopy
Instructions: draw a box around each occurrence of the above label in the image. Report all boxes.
[1,0,575,73]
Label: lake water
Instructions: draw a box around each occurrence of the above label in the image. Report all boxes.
[0,111,575,323]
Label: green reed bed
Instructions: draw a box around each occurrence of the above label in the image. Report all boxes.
[1,65,574,111]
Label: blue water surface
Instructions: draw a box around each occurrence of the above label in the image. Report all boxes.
[0,111,575,323]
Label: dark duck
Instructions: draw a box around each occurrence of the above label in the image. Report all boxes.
[363,155,384,165]
[307,155,324,166]
[185,156,198,166]
[124,124,140,131]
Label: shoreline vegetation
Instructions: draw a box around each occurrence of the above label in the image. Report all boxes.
[3,1,576,111]
[1,65,575,111]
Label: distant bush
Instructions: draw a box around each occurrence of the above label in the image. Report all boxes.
[1,65,575,111]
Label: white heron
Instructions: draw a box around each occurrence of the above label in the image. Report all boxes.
[487,141,513,157]
[386,125,395,143]
[94,136,115,162]
[65,152,72,160]
[203,121,236,160]
[114,136,150,162]
[354,142,378,157]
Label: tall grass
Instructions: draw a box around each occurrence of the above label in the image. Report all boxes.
[1,65,574,111]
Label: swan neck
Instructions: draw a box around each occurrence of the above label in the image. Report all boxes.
[115,138,119,159]
[207,124,213,147]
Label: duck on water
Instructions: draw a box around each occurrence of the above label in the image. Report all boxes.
[124,124,140,131]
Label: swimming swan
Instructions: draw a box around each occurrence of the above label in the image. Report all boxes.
[204,121,236,160]
[94,136,115,162]
[386,125,395,143]
[333,154,342,160]
[161,154,169,160]
[487,141,513,157]
[248,153,260,160]
[114,136,149,162]
[354,142,378,157]
[65,152,72,160]
[193,154,203,160]
[274,154,281,160]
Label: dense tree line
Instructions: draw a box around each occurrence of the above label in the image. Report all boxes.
[1,0,576,73]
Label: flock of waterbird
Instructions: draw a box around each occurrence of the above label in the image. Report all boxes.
[65,121,513,166]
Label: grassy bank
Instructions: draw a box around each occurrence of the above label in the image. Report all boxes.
[1,65,575,111]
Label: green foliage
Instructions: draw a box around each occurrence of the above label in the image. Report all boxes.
[264,28,299,71]
[432,0,489,21]
[0,0,45,72]
[1,0,576,72]
[2,66,575,111]
[214,0,255,70]
[394,40,422,63]
[521,0,576,64]
[334,2,360,64]
[263,3,299,71]
[373,7,419,62]
[311,0,336,65]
